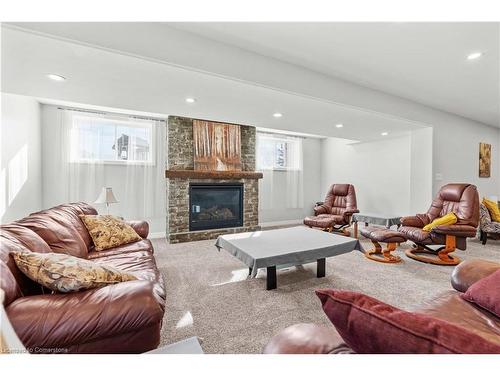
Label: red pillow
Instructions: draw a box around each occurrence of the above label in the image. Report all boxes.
[462,269,500,317]
[316,289,500,354]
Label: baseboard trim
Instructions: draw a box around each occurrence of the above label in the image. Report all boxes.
[259,219,302,228]
[149,232,166,239]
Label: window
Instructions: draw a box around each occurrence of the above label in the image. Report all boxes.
[70,115,154,164]
[256,133,301,171]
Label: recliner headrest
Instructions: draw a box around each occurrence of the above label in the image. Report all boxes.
[438,183,470,202]
[332,184,350,196]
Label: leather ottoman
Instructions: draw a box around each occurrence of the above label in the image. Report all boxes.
[360,227,406,263]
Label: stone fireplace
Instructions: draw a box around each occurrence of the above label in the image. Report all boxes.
[166,116,262,243]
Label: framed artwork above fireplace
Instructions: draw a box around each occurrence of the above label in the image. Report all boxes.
[193,119,242,171]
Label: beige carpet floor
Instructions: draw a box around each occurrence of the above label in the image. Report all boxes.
[152,229,500,354]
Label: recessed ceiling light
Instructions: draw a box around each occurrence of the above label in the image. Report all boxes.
[185,97,196,103]
[273,113,283,118]
[381,132,389,136]
[467,52,483,60]
[46,74,66,82]
[335,124,344,128]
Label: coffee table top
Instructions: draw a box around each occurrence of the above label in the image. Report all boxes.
[215,226,362,277]
[352,212,402,227]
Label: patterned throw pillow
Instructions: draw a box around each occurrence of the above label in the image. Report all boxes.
[79,215,142,251]
[11,251,137,293]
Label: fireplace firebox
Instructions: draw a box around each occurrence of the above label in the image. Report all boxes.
[189,183,244,231]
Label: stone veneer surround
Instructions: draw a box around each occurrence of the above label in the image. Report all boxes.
[166,116,260,243]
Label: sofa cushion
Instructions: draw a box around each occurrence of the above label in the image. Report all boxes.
[87,239,153,259]
[17,203,97,258]
[6,279,164,352]
[316,289,500,354]
[462,269,500,318]
[91,248,165,302]
[80,215,142,251]
[12,251,137,293]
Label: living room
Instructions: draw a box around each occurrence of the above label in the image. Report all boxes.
[1,1,500,373]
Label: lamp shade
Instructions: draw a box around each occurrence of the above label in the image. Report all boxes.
[94,187,119,204]
[1,289,27,354]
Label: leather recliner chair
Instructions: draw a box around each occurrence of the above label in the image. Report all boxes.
[399,183,479,265]
[304,184,359,235]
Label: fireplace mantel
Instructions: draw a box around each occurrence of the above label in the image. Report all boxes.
[165,169,263,180]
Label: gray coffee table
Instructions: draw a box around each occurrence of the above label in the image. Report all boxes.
[215,226,362,290]
[352,212,402,238]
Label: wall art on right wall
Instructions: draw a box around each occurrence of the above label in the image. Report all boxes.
[479,142,491,178]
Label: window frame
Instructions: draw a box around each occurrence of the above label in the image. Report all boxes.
[69,114,156,166]
[256,132,300,172]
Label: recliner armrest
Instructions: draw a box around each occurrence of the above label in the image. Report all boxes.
[431,224,477,237]
[343,209,359,218]
[451,259,500,292]
[400,215,427,228]
[314,205,330,215]
[126,220,149,238]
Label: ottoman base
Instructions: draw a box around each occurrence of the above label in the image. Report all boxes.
[365,241,402,263]
[405,244,460,266]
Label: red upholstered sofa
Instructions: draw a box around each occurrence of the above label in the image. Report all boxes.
[263,259,500,354]
[0,202,165,353]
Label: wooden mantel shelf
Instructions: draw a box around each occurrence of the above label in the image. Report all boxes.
[165,169,263,179]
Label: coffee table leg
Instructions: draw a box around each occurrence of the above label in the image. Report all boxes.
[248,267,253,276]
[266,266,277,290]
[317,258,326,278]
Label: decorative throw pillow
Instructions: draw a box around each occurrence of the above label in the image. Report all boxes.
[422,212,457,232]
[462,269,500,318]
[482,198,500,222]
[11,251,137,293]
[316,289,500,354]
[80,215,142,251]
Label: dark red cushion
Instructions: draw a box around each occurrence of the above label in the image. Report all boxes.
[462,269,500,318]
[316,289,500,354]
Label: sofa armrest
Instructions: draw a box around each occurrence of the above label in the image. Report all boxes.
[451,259,500,293]
[263,323,353,354]
[126,220,149,238]
[431,224,477,237]
[314,205,330,215]
[400,214,427,228]
[6,280,164,351]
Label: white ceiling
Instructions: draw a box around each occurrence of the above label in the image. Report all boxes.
[169,22,499,127]
[1,25,429,141]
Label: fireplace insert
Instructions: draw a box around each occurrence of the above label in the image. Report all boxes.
[189,183,244,231]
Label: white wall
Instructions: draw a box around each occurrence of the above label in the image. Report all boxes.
[320,135,414,216]
[259,137,321,224]
[430,115,499,200]
[409,127,434,213]
[1,93,42,222]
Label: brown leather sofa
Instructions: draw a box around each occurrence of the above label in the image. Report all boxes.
[399,183,479,265]
[263,259,500,353]
[0,202,166,354]
[304,184,359,235]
